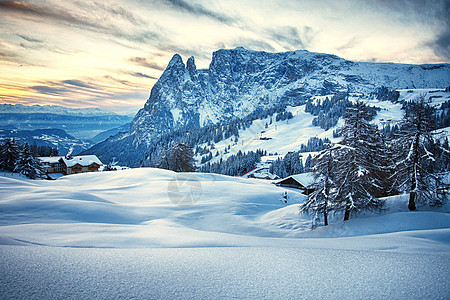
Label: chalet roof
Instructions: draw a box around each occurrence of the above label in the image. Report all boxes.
[276,172,315,187]
[38,156,64,164]
[61,155,103,167]
[251,172,280,180]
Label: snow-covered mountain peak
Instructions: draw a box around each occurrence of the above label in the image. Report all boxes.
[131,48,449,143]
[87,48,450,165]
[166,53,184,68]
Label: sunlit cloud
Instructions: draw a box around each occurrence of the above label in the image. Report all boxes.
[0,0,448,114]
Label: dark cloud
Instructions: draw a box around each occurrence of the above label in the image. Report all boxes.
[369,0,450,61]
[129,57,166,70]
[17,34,43,43]
[19,42,45,50]
[30,85,66,96]
[162,0,237,25]
[129,72,158,79]
[62,79,97,89]
[430,31,450,61]
[31,79,102,97]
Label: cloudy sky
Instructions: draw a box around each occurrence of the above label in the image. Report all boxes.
[0,0,449,114]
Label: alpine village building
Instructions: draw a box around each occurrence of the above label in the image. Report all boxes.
[39,155,103,176]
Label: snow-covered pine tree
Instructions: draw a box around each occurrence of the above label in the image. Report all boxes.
[334,101,384,221]
[157,142,195,172]
[14,142,44,179]
[389,96,447,210]
[301,143,340,226]
[0,138,21,172]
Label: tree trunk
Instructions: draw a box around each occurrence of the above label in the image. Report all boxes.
[409,133,420,212]
[344,205,350,221]
[323,209,328,226]
[408,191,417,211]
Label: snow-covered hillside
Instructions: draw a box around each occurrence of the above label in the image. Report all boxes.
[1,168,449,299]
[197,88,449,166]
[0,168,448,250]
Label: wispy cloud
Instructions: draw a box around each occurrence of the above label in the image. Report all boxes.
[267,26,314,50]
[0,50,20,63]
[129,57,166,71]
[0,1,165,46]
[129,72,158,80]
[0,0,448,114]
[162,0,237,25]
[16,34,43,43]
[62,79,97,89]
[0,1,99,29]
[72,1,144,26]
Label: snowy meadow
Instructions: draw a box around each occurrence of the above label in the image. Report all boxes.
[1,168,449,299]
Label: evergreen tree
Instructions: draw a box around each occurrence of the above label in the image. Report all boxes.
[334,101,384,221]
[14,143,44,179]
[304,154,313,172]
[0,139,21,172]
[390,97,448,210]
[301,144,339,226]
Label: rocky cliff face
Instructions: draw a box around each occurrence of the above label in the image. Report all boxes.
[130,47,450,144]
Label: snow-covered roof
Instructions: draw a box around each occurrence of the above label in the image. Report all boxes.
[250,172,279,180]
[277,172,315,187]
[61,155,103,167]
[38,156,63,164]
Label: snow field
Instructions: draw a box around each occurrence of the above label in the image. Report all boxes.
[1,246,449,299]
[0,168,449,252]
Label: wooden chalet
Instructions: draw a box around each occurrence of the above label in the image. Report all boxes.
[275,173,315,195]
[39,155,103,175]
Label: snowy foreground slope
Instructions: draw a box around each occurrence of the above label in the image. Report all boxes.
[1,168,449,250]
[1,168,449,299]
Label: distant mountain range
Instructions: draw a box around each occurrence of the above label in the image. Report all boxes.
[0,127,90,155]
[84,47,450,166]
[0,104,132,140]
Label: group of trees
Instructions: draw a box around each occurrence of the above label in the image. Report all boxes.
[302,97,449,227]
[156,142,195,172]
[269,152,308,178]
[0,139,45,179]
[268,137,330,178]
[306,92,353,130]
[200,149,266,176]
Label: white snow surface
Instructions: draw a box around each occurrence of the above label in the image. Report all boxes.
[0,168,448,251]
[1,168,449,299]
